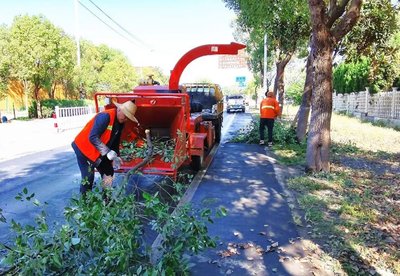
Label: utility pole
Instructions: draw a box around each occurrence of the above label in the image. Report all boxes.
[74,0,81,67]
[264,34,268,91]
[74,0,84,98]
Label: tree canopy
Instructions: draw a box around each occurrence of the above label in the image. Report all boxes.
[0,14,170,113]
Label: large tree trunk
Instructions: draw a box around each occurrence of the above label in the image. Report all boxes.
[296,55,313,142]
[305,1,334,173]
[273,53,292,114]
[33,86,42,119]
[305,47,333,172]
[51,82,56,99]
[306,0,362,173]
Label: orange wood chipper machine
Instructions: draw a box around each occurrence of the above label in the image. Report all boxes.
[94,42,245,179]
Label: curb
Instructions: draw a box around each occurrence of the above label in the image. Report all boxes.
[150,142,222,263]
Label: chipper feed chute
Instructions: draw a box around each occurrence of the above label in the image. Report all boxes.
[95,92,190,179]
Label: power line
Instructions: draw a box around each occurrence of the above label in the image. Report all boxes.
[77,0,146,49]
[88,0,154,51]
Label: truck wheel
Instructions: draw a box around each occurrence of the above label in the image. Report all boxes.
[227,109,230,113]
[190,155,202,171]
[215,123,221,143]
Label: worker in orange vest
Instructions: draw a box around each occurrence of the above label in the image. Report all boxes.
[259,91,280,146]
[71,101,139,194]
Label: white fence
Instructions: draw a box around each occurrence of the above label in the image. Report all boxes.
[54,105,98,132]
[333,88,400,123]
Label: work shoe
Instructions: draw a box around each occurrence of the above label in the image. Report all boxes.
[259,140,265,145]
[268,142,273,147]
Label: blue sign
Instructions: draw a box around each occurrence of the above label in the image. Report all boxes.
[239,82,246,87]
[236,76,246,83]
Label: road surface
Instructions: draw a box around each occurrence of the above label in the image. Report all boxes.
[0,111,253,243]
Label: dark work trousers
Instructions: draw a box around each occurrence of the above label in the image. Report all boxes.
[76,156,114,194]
[259,118,275,143]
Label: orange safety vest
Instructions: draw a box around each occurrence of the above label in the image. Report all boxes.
[74,109,116,162]
[260,97,280,119]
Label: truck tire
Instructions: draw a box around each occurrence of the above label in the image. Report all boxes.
[190,155,202,171]
[215,123,221,143]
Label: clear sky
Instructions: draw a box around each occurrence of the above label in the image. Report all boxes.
[0,0,253,87]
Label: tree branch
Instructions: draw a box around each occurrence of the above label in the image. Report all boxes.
[327,0,350,27]
[331,0,363,42]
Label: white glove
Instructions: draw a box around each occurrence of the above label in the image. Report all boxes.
[113,157,123,170]
[106,150,118,161]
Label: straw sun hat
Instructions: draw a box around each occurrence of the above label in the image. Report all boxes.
[114,101,139,123]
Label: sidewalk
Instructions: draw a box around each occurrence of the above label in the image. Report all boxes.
[0,118,80,162]
[187,142,316,276]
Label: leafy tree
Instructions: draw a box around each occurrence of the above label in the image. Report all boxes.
[231,19,272,92]
[243,79,261,107]
[76,40,102,99]
[286,77,305,106]
[296,0,399,143]
[335,0,400,92]
[305,0,363,173]
[223,0,311,110]
[141,66,169,85]
[45,33,76,100]
[8,15,68,118]
[0,25,11,121]
[98,53,139,92]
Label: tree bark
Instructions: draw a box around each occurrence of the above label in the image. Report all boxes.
[33,85,42,119]
[305,45,333,172]
[296,55,313,143]
[306,0,334,173]
[306,0,362,173]
[273,53,292,114]
[51,82,56,99]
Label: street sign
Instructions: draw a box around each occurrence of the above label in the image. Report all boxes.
[239,82,246,87]
[236,76,246,83]
[218,49,248,69]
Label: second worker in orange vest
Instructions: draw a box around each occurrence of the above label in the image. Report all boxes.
[72,100,139,194]
[259,91,280,146]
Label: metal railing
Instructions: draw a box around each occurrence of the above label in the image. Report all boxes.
[54,105,98,132]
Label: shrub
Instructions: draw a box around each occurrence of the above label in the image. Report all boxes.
[286,79,304,106]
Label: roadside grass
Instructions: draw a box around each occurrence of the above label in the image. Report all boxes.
[233,107,400,275]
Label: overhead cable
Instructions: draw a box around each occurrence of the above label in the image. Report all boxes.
[78,0,145,49]
[88,0,154,51]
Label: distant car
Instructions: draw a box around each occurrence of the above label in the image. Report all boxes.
[227,95,245,113]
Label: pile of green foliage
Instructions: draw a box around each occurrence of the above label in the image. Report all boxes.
[231,115,297,145]
[120,138,176,163]
[0,177,223,275]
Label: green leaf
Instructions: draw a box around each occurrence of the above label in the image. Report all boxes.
[33,199,40,206]
[173,242,183,252]
[220,207,227,216]
[23,187,28,194]
[71,237,81,245]
[52,254,62,268]
[142,192,151,200]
